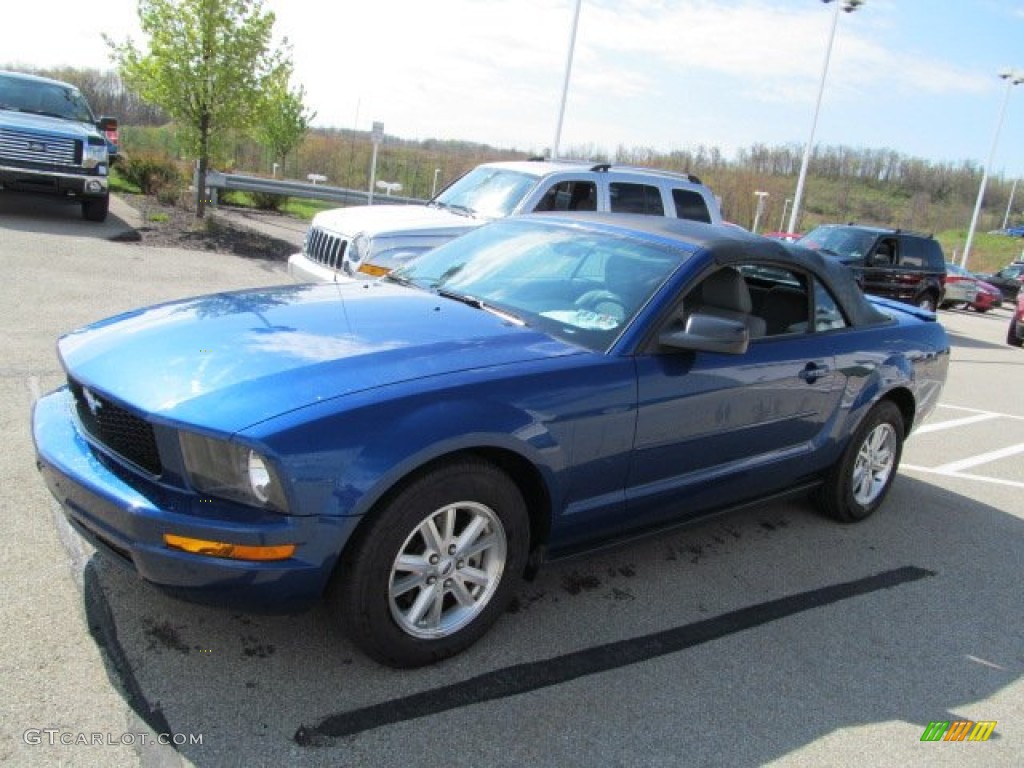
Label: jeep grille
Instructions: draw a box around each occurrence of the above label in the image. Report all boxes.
[305,226,347,270]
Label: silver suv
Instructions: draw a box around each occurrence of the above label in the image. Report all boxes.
[288,159,723,282]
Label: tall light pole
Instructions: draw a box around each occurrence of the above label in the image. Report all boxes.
[551,0,583,160]
[1003,178,1019,230]
[962,70,1024,269]
[787,0,864,235]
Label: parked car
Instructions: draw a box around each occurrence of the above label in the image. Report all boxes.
[940,262,980,308]
[1008,293,1024,347]
[970,278,1003,312]
[288,159,723,282]
[977,263,1024,302]
[0,70,118,221]
[795,224,947,311]
[33,215,949,667]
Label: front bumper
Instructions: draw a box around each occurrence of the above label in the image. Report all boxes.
[32,388,357,610]
[0,164,108,198]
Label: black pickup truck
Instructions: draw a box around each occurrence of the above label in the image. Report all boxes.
[0,70,118,222]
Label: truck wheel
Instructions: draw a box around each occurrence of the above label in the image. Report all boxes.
[816,401,904,523]
[82,196,109,222]
[332,459,529,667]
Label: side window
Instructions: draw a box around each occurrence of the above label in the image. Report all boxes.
[897,237,925,268]
[533,180,597,212]
[812,279,848,332]
[609,182,665,215]
[671,188,712,223]
[870,239,897,266]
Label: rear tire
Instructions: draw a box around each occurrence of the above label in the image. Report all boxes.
[916,294,937,312]
[82,195,109,222]
[816,401,904,523]
[332,459,529,667]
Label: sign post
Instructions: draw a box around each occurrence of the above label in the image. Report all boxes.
[368,121,384,205]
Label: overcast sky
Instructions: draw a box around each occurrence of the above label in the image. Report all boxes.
[5,0,1024,176]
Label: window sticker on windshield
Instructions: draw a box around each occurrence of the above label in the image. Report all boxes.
[541,309,620,331]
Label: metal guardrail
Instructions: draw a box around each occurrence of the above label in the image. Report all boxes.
[203,171,427,207]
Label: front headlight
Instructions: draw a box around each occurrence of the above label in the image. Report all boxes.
[179,431,289,512]
[83,139,109,170]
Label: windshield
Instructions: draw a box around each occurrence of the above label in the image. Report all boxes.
[0,74,95,122]
[433,167,539,219]
[797,226,877,262]
[391,218,688,351]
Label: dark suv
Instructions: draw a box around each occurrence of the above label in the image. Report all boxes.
[795,225,946,311]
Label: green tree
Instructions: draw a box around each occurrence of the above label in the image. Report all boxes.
[254,72,315,178]
[107,0,290,217]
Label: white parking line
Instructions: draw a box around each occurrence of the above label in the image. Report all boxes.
[903,403,1024,489]
[902,463,1024,490]
[915,413,997,434]
[933,443,1024,473]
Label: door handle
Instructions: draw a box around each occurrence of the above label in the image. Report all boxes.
[799,363,830,382]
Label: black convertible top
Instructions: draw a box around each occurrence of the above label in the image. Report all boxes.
[531,213,893,329]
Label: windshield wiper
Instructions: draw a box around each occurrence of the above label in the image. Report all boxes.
[436,288,525,325]
[432,201,476,218]
[383,272,413,287]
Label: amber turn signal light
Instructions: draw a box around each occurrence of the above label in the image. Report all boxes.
[163,534,296,561]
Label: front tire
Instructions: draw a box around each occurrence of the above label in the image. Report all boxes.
[82,195,109,222]
[816,401,904,523]
[916,294,937,312]
[333,459,529,667]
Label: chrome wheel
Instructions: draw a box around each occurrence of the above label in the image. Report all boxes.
[388,501,507,639]
[851,422,897,506]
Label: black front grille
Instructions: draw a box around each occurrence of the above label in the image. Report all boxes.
[305,226,347,269]
[68,379,162,475]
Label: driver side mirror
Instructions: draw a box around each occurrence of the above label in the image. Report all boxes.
[658,312,750,355]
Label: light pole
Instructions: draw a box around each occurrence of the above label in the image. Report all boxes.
[962,70,1024,269]
[787,0,864,235]
[1001,178,1019,230]
[752,190,769,233]
[432,168,441,198]
[552,0,583,160]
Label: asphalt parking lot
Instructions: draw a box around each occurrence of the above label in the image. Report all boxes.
[2,196,1021,767]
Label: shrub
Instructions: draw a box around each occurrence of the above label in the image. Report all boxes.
[118,152,185,198]
[249,191,286,211]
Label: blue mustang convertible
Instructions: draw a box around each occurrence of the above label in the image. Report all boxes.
[33,214,949,667]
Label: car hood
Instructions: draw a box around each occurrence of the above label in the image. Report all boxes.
[58,282,582,434]
[0,109,98,138]
[312,203,481,239]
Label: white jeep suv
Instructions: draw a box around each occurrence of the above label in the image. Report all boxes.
[288,159,723,282]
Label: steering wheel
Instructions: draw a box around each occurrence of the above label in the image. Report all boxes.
[574,289,627,323]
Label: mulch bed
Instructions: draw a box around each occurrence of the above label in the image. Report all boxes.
[112,195,295,261]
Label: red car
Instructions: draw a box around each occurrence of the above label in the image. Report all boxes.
[1008,293,1024,347]
[971,278,1003,312]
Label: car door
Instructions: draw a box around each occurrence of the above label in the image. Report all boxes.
[624,265,845,529]
[860,237,901,300]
